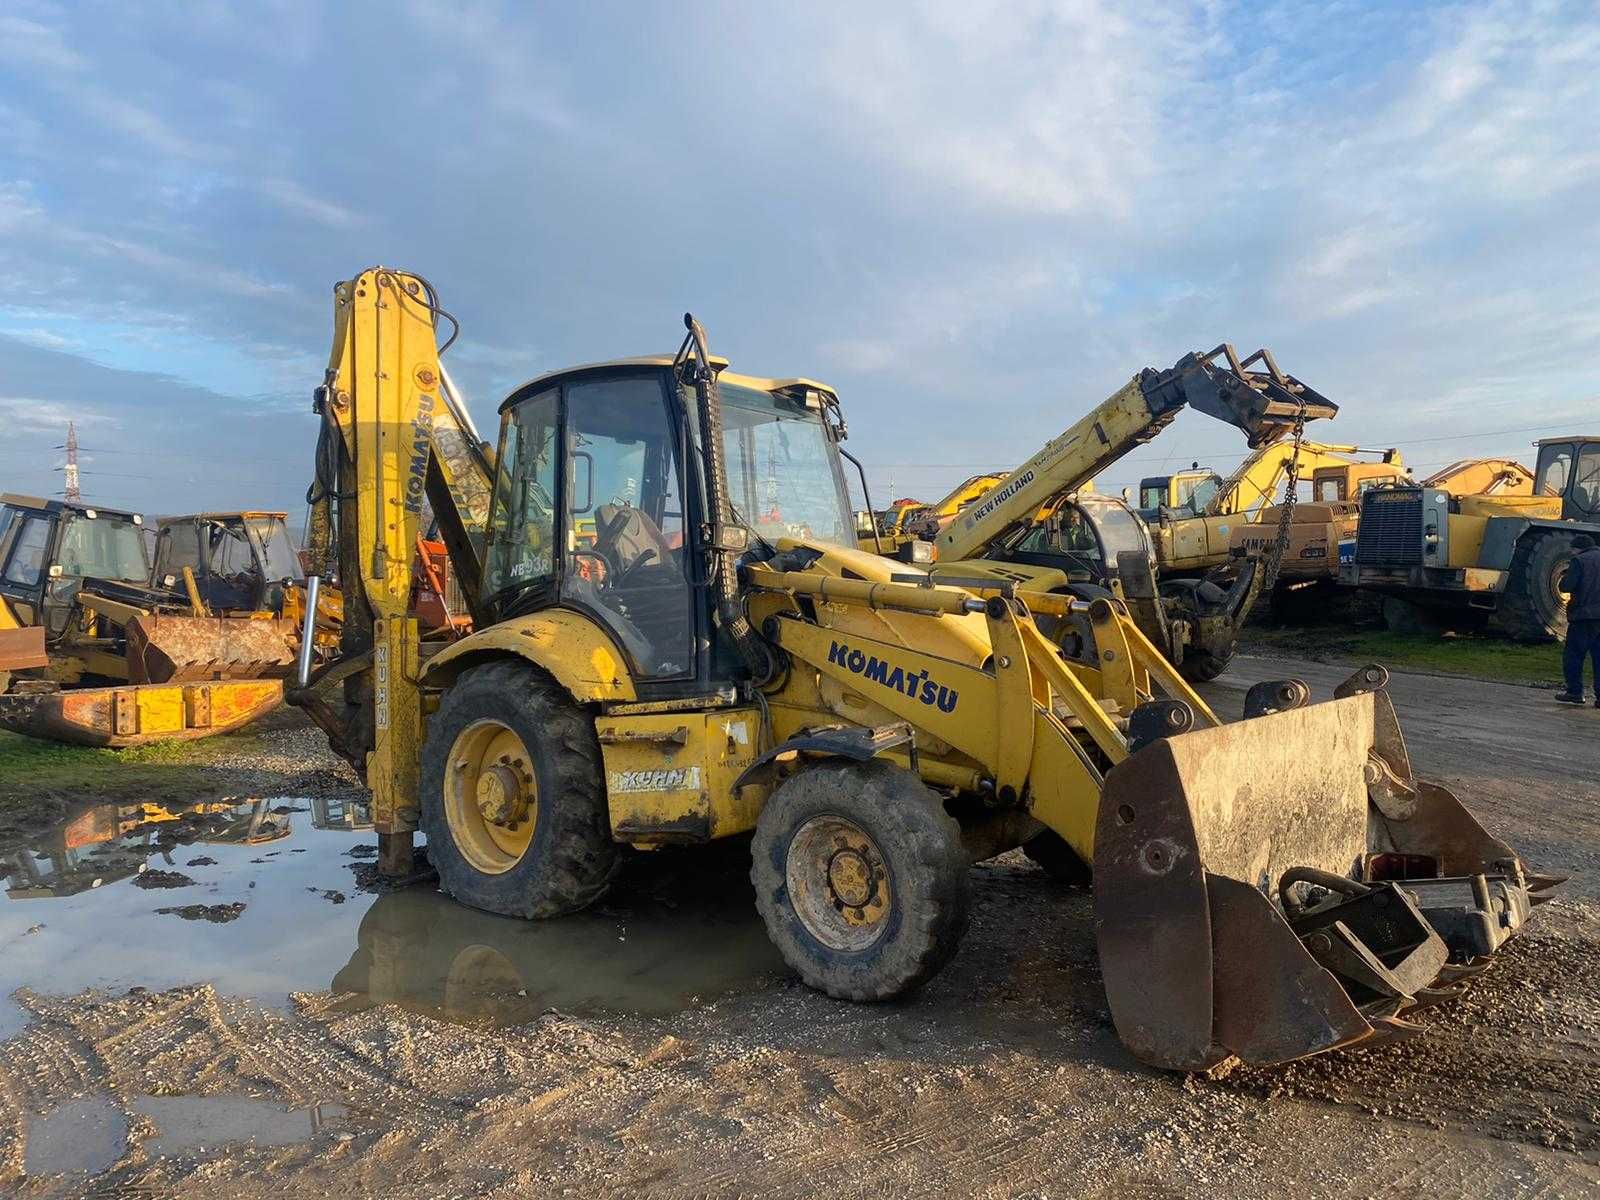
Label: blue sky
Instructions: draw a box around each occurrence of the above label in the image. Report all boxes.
[1,0,1597,519]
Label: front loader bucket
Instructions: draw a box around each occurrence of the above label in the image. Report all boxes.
[0,679,283,747]
[125,613,297,684]
[1093,687,1554,1072]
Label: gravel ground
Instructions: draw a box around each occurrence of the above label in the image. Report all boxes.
[0,653,1595,1198]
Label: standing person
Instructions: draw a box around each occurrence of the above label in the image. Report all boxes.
[1556,533,1600,705]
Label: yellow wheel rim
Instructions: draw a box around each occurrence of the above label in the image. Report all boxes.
[785,816,893,952]
[444,719,539,875]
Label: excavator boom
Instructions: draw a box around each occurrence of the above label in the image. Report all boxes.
[936,345,1336,562]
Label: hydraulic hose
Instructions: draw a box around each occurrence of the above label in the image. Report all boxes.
[681,313,776,685]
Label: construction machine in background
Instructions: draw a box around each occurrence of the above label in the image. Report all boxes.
[859,473,1007,554]
[924,348,1339,680]
[0,494,285,746]
[289,265,1556,1072]
[1345,437,1599,639]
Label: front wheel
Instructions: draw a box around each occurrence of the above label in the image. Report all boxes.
[420,659,619,919]
[751,760,970,1001]
[1499,531,1575,641]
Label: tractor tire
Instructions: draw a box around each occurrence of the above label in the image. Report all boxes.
[1022,830,1091,886]
[1177,647,1230,683]
[420,658,619,920]
[1498,531,1576,642]
[751,759,970,1001]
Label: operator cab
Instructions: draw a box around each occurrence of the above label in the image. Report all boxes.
[151,511,304,615]
[1137,466,1221,521]
[0,494,148,637]
[1000,493,1157,585]
[1533,437,1600,521]
[483,358,856,698]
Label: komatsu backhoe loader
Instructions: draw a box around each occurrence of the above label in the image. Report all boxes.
[290,267,1555,1072]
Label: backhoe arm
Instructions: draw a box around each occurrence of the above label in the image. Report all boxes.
[934,346,1336,562]
[1208,440,1397,516]
[296,267,495,872]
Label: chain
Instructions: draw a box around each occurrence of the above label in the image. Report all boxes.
[1260,393,1309,594]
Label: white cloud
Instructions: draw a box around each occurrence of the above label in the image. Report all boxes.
[0,396,115,433]
[0,14,85,72]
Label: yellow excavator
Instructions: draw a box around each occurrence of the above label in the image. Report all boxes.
[289,267,1556,1072]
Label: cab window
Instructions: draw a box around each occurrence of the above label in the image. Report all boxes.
[561,375,692,679]
[1574,444,1600,515]
[1536,444,1574,498]
[2,516,51,587]
[485,388,559,603]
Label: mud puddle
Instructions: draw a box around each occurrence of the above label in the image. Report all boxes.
[22,1092,350,1176]
[0,797,783,1037]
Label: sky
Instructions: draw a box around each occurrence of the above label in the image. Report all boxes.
[1,0,1597,523]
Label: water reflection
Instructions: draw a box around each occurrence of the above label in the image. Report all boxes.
[3,800,291,899]
[331,863,785,1023]
[1,797,785,1033]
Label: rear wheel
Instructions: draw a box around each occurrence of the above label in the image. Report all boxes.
[751,760,970,1001]
[420,659,619,919]
[1499,531,1575,641]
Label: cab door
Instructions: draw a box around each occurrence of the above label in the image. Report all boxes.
[0,508,56,628]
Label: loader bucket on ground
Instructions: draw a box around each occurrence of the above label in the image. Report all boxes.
[1093,687,1553,1072]
[0,679,283,747]
[125,612,298,683]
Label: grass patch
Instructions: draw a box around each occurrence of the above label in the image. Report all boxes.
[1242,627,1562,686]
[0,725,263,805]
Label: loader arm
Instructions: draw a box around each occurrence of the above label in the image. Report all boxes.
[934,346,1336,562]
[294,267,495,873]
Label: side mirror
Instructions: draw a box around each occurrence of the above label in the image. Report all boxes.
[1120,487,1132,503]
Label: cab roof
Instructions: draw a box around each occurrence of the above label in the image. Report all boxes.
[1535,435,1600,446]
[1,492,143,521]
[500,356,839,413]
[156,511,289,525]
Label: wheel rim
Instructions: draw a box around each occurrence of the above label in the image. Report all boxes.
[444,719,539,875]
[1551,556,1572,607]
[784,815,893,952]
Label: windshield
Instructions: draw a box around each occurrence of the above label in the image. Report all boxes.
[57,513,148,582]
[718,383,854,548]
[1084,497,1150,560]
[249,518,304,581]
[1535,443,1573,498]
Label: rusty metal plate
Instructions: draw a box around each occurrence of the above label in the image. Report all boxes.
[0,625,48,672]
[1208,875,1372,1065]
[0,680,282,747]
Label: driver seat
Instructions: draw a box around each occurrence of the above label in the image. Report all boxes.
[594,504,676,573]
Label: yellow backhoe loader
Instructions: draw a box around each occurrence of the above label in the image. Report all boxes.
[289,267,1556,1072]
[858,473,1008,554]
[0,494,284,746]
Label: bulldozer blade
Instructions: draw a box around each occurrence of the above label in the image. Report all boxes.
[1095,695,1376,1070]
[0,625,48,672]
[125,613,297,684]
[0,678,283,747]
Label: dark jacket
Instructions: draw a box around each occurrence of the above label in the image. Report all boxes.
[1564,547,1600,622]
